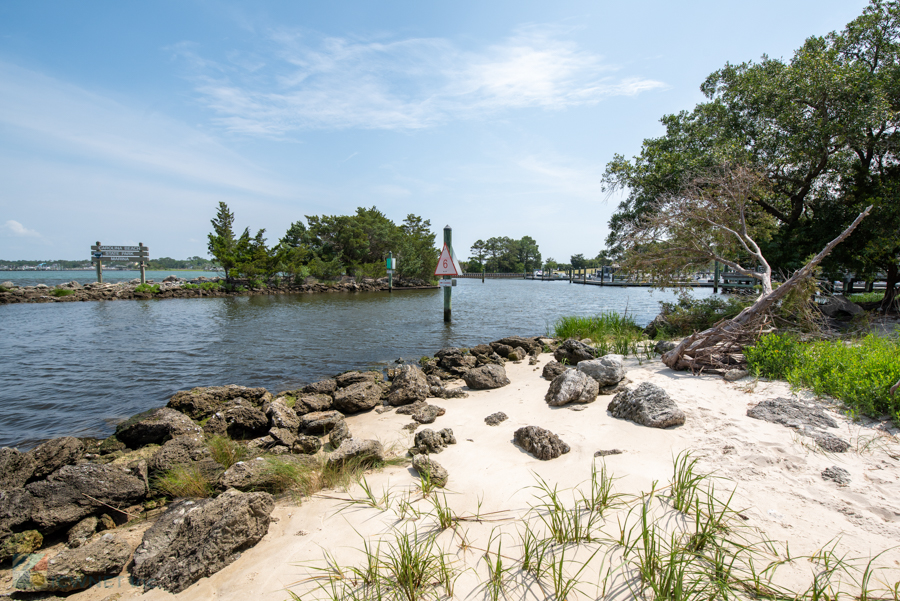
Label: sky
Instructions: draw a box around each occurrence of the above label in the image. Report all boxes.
[0,0,868,263]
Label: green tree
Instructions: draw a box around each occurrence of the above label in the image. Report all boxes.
[207,202,251,281]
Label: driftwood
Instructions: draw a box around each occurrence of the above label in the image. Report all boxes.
[891,379,900,397]
[662,206,872,372]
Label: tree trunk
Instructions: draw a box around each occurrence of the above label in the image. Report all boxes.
[880,262,899,313]
[662,206,872,371]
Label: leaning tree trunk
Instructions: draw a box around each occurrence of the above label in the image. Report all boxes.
[880,263,899,314]
[662,206,872,372]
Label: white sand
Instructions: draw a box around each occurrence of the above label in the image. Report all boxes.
[18,354,900,599]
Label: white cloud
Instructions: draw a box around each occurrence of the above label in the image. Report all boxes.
[175,26,666,135]
[3,220,41,238]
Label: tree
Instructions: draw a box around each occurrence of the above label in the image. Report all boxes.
[468,239,487,271]
[207,202,250,281]
[517,236,541,272]
[396,214,438,281]
[570,254,587,270]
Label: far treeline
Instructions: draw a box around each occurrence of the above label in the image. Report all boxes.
[207,202,438,284]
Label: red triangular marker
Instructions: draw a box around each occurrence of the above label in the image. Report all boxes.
[434,244,459,276]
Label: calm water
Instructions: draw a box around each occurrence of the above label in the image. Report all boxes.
[0,270,222,287]
[0,279,714,448]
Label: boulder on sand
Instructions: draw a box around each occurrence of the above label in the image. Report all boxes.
[513,426,570,460]
[607,382,685,429]
[410,428,456,455]
[553,339,596,366]
[545,370,599,406]
[576,355,625,386]
[15,533,133,592]
[327,439,385,466]
[333,381,382,414]
[463,364,510,390]
[412,455,448,488]
[386,364,429,406]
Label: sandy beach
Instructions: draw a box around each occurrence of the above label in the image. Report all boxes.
[7,351,899,600]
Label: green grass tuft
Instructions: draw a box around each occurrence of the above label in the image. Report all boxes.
[206,435,247,468]
[552,311,642,342]
[152,464,213,498]
[50,288,74,297]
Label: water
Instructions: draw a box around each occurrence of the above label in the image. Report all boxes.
[0,270,222,287]
[0,279,714,448]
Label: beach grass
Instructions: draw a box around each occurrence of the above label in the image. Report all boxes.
[551,311,643,342]
[152,463,214,498]
[746,332,900,422]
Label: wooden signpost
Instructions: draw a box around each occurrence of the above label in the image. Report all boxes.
[90,242,150,283]
[434,226,462,322]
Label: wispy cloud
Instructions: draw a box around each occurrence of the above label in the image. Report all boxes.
[2,220,42,238]
[174,26,665,135]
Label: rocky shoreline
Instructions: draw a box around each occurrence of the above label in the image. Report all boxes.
[0,275,436,305]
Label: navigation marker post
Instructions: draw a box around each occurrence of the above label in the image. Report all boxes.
[386,252,396,293]
[434,226,462,323]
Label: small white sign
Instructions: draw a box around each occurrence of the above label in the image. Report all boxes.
[438,279,456,287]
[386,269,393,274]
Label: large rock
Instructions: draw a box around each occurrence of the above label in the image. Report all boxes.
[23,464,146,533]
[819,295,864,319]
[292,435,323,455]
[333,381,382,414]
[0,488,35,532]
[0,447,34,489]
[411,455,448,488]
[265,397,300,432]
[335,371,383,388]
[327,439,385,466]
[747,398,838,430]
[553,338,597,365]
[328,420,351,449]
[131,489,275,593]
[577,355,625,386]
[513,426,570,460]
[435,348,478,376]
[412,404,445,424]
[26,437,85,482]
[545,370,599,406]
[167,385,272,421]
[293,393,333,416]
[148,435,209,474]
[492,336,543,355]
[484,412,508,426]
[15,533,132,592]
[1,530,42,562]
[463,364,510,390]
[217,456,313,491]
[541,361,569,381]
[302,379,337,395]
[66,516,99,548]
[115,407,201,448]
[220,400,269,440]
[386,364,429,406]
[299,410,345,435]
[410,428,456,455]
[607,383,685,428]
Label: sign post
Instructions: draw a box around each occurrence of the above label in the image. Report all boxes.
[90,243,150,283]
[434,226,461,323]
[386,252,395,293]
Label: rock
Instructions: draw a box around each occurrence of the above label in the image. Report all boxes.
[115,407,201,448]
[333,381,382,414]
[167,385,272,421]
[148,435,208,474]
[513,426,570,460]
[335,371,383,388]
[746,398,839,430]
[98,436,127,455]
[268,427,298,448]
[16,533,132,592]
[411,455,448,488]
[292,435,323,455]
[643,315,669,339]
[294,393,333,415]
[819,295,864,319]
[131,489,274,593]
[218,457,276,490]
[594,449,624,457]
[327,439,385,466]
[1,530,42,562]
[723,369,749,382]
[218,401,269,440]
[607,383,685,428]
[654,340,677,354]
[265,397,300,432]
[484,412,508,426]
[437,351,478,376]
[202,413,227,436]
[386,364,429,406]
[553,339,596,366]
[412,404,445,424]
[545,370,600,406]
[598,378,631,395]
[542,361,569,381]
[821,466,851,486]
[163,275,178,282]
[463,364,510,390]
[328,420,350,449]
[811,432,850,453]
[66,516,99,548]
[396,400,427,415]
[469,344,493,357]
[299,410,345,434]
[491,343,515,358]
[577,355,625,386]
[492,336,543,355]
[24,464,146,533]
[26,437,85,481]
[410,428,456,455]
[508,347,527,362]
[0,447,33,489]
[0,488,35,532]
[302,379,337,395]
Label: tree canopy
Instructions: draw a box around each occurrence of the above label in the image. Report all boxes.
[466,236,542,273]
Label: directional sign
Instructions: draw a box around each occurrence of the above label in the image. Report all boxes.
[434,244,461,276]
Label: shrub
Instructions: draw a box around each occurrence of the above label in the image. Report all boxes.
[134,283,161,294]
[747,333,900,422]
[181,283,199,290]
[848,291,884,304]
[0,286,9,293]
[199,281,221,291]
[248,278,265,289]
[50,288,74,297]
[657,294,751,337]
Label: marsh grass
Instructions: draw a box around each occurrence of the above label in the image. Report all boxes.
[50,288,74,297]
[152,463,213,498]
[552,311,642,342]
[206,434,248,468]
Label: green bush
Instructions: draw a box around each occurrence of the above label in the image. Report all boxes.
[657,294,751,337]
[134,283,161,294]
[199,281,221,290]
[747,333,900,422]
[848,291,884,304]
[248,278,265,289]
[0,286,10,293]
[50,288,75,297]
[181,283,199,290]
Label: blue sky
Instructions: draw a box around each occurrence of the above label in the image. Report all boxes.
[0,1,867,262]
